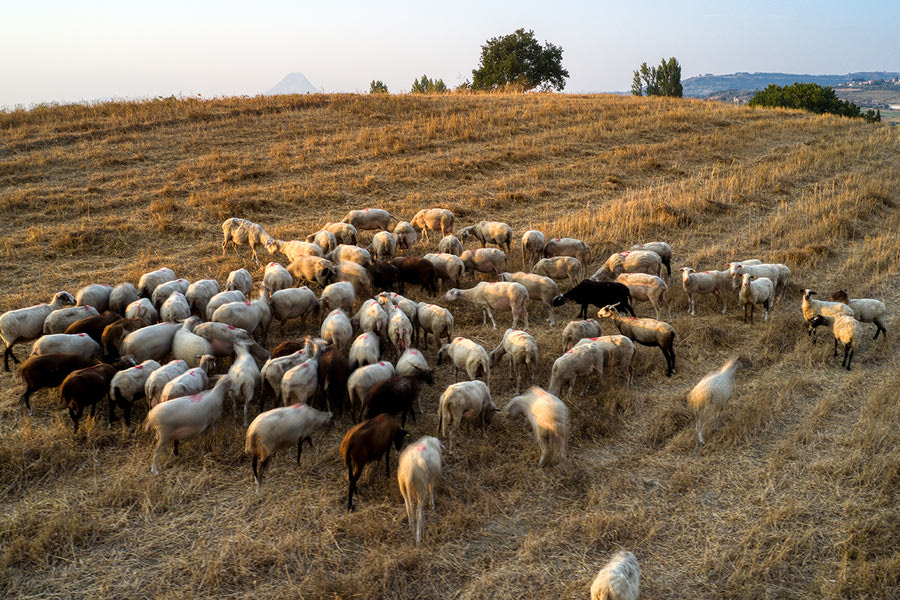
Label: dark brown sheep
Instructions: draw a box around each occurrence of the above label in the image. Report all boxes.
[18,353,101,414]
[58,355,137,432]
[64,311,123,344]
[317,345,350,419]
[362,372,431,427]
[340,414,408,511]
[390,257,437,295]
[365,259,400,292]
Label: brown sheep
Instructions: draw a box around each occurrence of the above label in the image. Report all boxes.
[17,353,101,414]
[59,355,137,432]
[391,257,437,295]
[64,311,123,345]
[340,414,409,510]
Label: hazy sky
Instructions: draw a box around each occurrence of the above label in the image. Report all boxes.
[2,0,897,108]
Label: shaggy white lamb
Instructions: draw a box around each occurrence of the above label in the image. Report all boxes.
[503,386,568,466]
[680,267,729,316]
[437,380,496,452]
[590,550,640,600]
[688,356,742,450]
[393,221,418,251]
[490,328,538,393]
[444,281,528,330]
[438,337,491,387]
[437,234,463,256]
[397,435,444,544]
[371,230,399,261]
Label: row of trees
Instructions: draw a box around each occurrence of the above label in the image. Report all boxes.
[748,82,879,121]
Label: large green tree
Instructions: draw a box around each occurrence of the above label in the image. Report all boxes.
[471,28,569,92]
[748,82,862,118]
[631,57,683,97]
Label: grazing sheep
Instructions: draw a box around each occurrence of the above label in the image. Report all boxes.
[597,305,676,377]
[30,333,103,361]
[145,359,190,408]
[739,274,775,324]
[591,250,662,282]
[120,321,182,363]
[221,217,274,265]
[281,358,319,406]
[17,353,100,414]
[490,329,538,393]
[320,281,356,314]
[547,343,604,399]
[225,268,253,296]
[271,286,320,334]
[391,257,437,295]
[632,241,673,277]
[43,305,99,334]
[245,404,333,488]
[341,413,409,510]
[371,231,399,261]
[386,303,414,358]
[160,291,191,323]
[590,550,641,600]
[503,386,568,466]
[138,267,176,299]
[145,375,234,475]
[171,316,214,367]
[397,435,444,544]
[324,222,360,246]
[192,321,270,365]
[444,281,529,330]
[499,272,560,325]
[801,289,854,336]
[680,267,729,316]
[365,259,401,292]
[395,348,435,386]
[109,359,161,427]
[185,279,220,320]
[349,333,381,371]
[362,372,431,426]
[808,314,863,370]
[424,252,466,290]
[616,272,672,321]
[532,257,584,288]
[101,318,145,360]
[327,244,374,268]
[286,256,336,288]
[688,356,741,449]
[151,278,190,310]
[64,311,122,345]
[376,292,419,331]
[306,229,338,254]
[458,220,513,254]
[263,262,293,293]
[159,354,216,404]
[205,290,247,322]
[347,361,396,422]
[830,289,887,340]
[260,351,309,409]
[341,208,398,231]
[335,260,373,299]
[321,308,353,351]
[521,230,546,268]
[415,302,454,350]
[437,337,491,387]
[410,208,455,242]
[269,239,324,262]
[318,345,350,418]
[729,262,791,299]
[108,283,139,315]
[574,335,636,390]
[458,248,507,280]
[562,318,603,353]
[393,221,418,252]
[59,355,137,432]
[552,280,635,320]
[75,283,113,312]
[543,237,591,267]
[211,287,272,344]
[126,298,159,326]
[437,380,496,451]
[229,340,262,426]
[438,234,463,256]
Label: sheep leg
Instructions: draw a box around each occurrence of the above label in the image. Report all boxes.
[484,306,497,329]
[347,465,362,511]
[832,337,839,358]
[69,407,82,434]
[173,440,180,456]
[415,502,424,545]
[843,344,853,371]
[384,447,392,478]
[20,389,34,415]
[4,345,21,371]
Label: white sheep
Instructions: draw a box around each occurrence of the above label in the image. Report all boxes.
[397,435,444,544]
[281,358,319,406]
[349,332,381,370]
[499,271,561,325]
[211,287,272,344]
[729,262,791,299]
[437,380,495,452]
[371,231,399,261]
[160,291,191,323]
[269,239,324,262]
[458,220,513,254]
[245,403,333,488]
[410,208,454,242]
[597,305,676,377]
[562,318,602,353]
[437,234,463,256]
[543,237,591,267]
[204,290,246,320]
[739,274,775,324]
[341,208,398,231]
[490,328,538,393]
[415,302,454,350]
[503,386,568,466]
[320,308,353,350]
[327,244,373,267]
[377,292,419,330]
[688,356,741,449]
[228,340,262,426]
[320,281,356,314]
[437,336,491,387]
[424,252,466,290]
[145,375,234,474]
[521,230,546,268]
[396,348,434,384]
[30,333,103,360]
[532,256,584,287]
[225,268,253,296]
[324,222,359,246]
[680,267,729,316]
[347,360,395,422]
[145,359,190,408]
[159,354,217,404]
[547,343,604,399]
[590,550,640,600]
[306,229,338,254]
[393,221,418,252]
[616,272,672,321]
[808,314,863,370]
[138,267,176,299]
[592,250,662,282]
[353,299,389,337]
[831,289,888,340]
[574,335,636,390]
[171,316,214,367]
[458,248,508,280]
[444,281,528,330]
[260,351,309,407]
[221,217,274,265]
[263,262,293,293]
[151,278,190,310]
[43,305,99,334]
[632,241,673,277]
[125,298,159,326]
[387,303,414,357]
[75,283,113,312]
[108,283,139,315]
[270,286,320,334]
[185,279,220,320]
[109,359,161,420]
[120,321,183,363]
[192,322,270,365]
[801,289,854,330]
[335,261,373,300]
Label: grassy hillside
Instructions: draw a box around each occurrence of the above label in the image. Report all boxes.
[1,92,899,599]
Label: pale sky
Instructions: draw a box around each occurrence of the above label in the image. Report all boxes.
[1,0,897,108]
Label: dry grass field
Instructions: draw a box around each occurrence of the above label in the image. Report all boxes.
[1,92,899,599]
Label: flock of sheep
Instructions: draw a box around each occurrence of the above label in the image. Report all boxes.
[1,206,891,599]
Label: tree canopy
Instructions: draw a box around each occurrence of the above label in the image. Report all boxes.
[471,28,569,92]
[748,82,863,118]
[631,57,683,97]
[369,80,389,94]
[410,75,447,94]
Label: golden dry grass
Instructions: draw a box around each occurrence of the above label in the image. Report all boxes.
[1,92,899,599]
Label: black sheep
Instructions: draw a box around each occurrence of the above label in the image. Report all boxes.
[552,280,636,319]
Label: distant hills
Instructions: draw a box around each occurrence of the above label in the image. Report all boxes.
[266,72,322,95]
[683,71,900,98]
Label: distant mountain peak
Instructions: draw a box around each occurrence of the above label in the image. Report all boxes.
[267,72,322,96]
